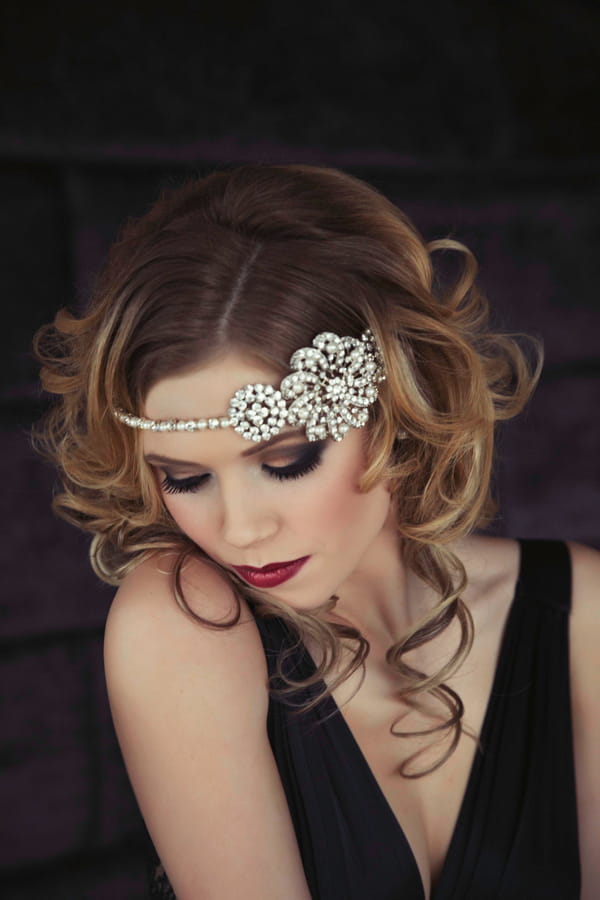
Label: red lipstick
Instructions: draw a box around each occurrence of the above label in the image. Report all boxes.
[231,556,310,588]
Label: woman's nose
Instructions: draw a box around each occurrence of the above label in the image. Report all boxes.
[220,486,279,550]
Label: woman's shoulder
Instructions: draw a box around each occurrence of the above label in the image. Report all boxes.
[104,552,268,710]
[109,550,250,619]
[566,539,600,713]
[458,534,599,615]
[107,550,259,632]
[568,539,600,616]
[460,534,600,663]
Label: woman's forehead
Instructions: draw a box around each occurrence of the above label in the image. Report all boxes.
[143,351,281,422]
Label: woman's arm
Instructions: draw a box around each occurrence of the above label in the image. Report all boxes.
[568,541,600,900]
[104,556,312,900]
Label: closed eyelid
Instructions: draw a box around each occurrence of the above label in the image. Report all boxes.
[143,429,307,470]
[160,444,320,477]
[153,464,209,481]
[158,441,325,495]
[147,440,319,473]
[159,471,210,495]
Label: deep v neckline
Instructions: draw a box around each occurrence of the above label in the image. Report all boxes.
[296,544,524,900]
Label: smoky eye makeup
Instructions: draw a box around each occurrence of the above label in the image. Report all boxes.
[158,439,327,495]
[262,439,326,481]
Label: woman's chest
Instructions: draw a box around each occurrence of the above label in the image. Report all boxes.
[326,642,496,898]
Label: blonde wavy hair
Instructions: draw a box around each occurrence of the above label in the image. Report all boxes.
[34,164,541,776]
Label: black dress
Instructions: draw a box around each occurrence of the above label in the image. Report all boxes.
[148,539,580,899]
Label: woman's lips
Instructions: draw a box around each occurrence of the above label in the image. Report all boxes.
[231,556,310,588]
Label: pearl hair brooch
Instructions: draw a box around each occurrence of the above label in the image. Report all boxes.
[114,329,388,443]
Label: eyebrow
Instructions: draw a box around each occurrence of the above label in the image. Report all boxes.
[143,428,307,467]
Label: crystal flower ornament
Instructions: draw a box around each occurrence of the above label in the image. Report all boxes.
[279,330,385,441]
[114,329,386,443]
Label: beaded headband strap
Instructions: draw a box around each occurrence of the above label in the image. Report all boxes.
[114,329,387,443]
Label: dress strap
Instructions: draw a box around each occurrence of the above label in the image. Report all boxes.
[517,539,572,614]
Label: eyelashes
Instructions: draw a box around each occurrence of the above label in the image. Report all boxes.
[159,441,326,496]
[160,472,210,495]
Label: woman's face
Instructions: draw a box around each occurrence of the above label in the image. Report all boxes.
[142,351,393,610]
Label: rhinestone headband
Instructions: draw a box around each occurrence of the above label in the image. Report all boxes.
[114,329,386,443]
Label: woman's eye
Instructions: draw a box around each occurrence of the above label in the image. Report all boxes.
[160,472,209,495]
[158,440,326,494]
[263,441,325,481]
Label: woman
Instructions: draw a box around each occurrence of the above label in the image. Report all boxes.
[35,164,598,899]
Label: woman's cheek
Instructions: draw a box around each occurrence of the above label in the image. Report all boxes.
[163,495,212,546]
[297,461,363,532]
